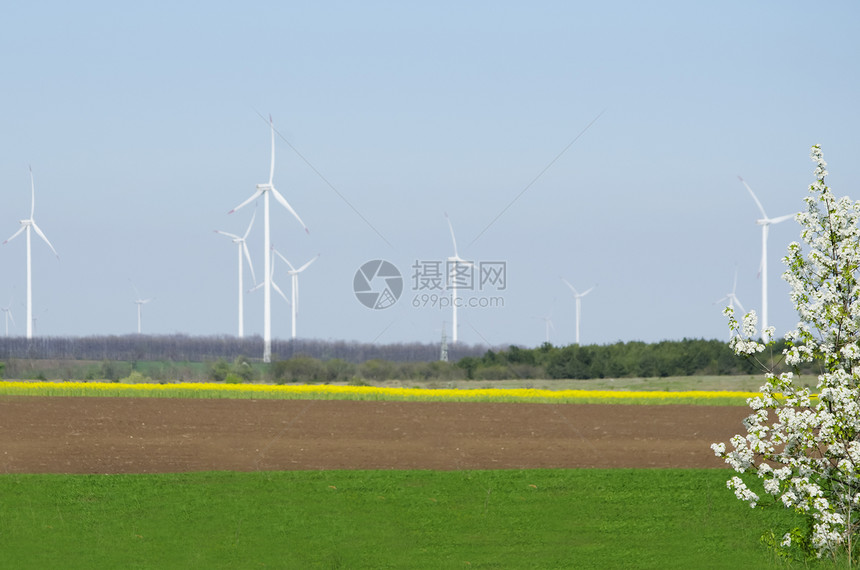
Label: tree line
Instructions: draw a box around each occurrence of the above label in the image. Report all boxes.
[0,334,485,363]
[463,338,816,380]
[0,335,817,383]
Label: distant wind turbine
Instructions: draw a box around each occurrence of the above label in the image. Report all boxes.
[533,312,555,344]
[131,284,153,334]
[1,301,14,337]
[738,176,794,334]
[561,278,594,345]
[215,210,257,337]
[229,116,308,363]
[273,250,319,339]
[716,267,746,338]
[445,213,472,344]
[2,167,59,339]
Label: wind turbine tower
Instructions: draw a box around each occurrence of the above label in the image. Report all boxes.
[229,116,309,363]
[738,176,794,334]
[2,167,58,339]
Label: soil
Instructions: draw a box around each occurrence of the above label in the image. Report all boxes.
[0,396,751,474]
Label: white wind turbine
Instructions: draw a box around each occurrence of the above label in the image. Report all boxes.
[2,167,58,339]
[273,250,319,339]
[738,176,794,334]
[445,213,472,344]
[533,312,555,344]
[131,284,153,334]
[715,267,746,338]
[215,210,257,337]
[229,116,308,363]
[561,278,594,345]
[1,301,14,337]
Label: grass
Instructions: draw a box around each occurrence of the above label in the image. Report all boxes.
[0,380,762,405]
[412,374,818,393]
[0,469,813,569]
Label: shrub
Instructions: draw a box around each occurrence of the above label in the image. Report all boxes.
[224,372,244,384]
[119,371,153,384]
[271,355,326,383]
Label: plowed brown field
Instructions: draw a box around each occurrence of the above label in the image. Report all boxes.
[0,396,749,474]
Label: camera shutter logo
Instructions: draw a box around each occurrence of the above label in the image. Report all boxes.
[353,260,403,309]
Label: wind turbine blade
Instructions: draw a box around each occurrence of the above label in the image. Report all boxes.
[272,248,296,272]
[270,187,309,233]
[242,241,256,285]
[272,280,290,304]
[268,115,275,185]
[248,282,263,294]
[445,213,460,258]
[29,166,36,219]
[242,208,256,240]
[214,230,241,240]
[580,286,595,297]
[30,222,59,258]
[295,254,319,273]
[734,296,746,315]
[561,278,579,296]
[228,188,264,215]
[3,226,27,245]
[738,176,769,219]
[770,213,795,224]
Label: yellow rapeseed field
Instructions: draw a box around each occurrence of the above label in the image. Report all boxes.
[0,380,761,405]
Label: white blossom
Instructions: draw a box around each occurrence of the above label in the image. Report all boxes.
[712,146,860,558]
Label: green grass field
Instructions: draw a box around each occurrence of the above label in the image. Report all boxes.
[0,469,810,569]
[0,374,822,567]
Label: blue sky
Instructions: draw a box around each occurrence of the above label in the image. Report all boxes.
[1,1,859,350]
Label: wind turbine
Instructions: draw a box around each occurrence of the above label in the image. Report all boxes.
[533,313,555,344]
[2,166,58,339]
[1,301,14,337]
[273,250,319,339]
[561,278,594,345]
[215,210,257,337]
[131,284,153,334]
[445,213,472,344]
[229,116,309,363]
[738,176,794,334]
[716,268,746,339]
